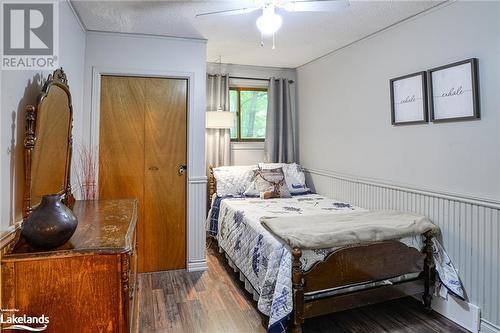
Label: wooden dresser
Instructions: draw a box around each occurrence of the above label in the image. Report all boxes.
[1,199,138,333]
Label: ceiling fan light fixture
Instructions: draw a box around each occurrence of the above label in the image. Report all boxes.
[256,5,282,35]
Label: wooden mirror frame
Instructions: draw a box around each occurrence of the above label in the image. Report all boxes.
[23,68,75,218]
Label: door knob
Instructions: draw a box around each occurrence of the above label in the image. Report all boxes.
[178,164,187,176]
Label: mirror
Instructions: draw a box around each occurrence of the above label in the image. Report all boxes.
[24,68,74,217]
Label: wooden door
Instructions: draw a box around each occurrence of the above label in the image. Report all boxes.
[99,76,187,272]
[143,78,187,271]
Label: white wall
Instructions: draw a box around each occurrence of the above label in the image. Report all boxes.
[83,32,208,270]
[297,1,500,202]
[0,1,86,232]
[207,63,296,166]
[297,1,500,329]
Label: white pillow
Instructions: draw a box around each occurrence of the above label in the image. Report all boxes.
[258,162,309,194]
[213,165,256,197]
[243,169,259,197]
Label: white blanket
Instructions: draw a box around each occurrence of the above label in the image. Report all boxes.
[261,210,438,249]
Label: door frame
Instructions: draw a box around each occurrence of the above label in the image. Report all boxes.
[90,66,205,271]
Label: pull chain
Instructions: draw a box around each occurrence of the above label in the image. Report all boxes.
[259,33,277,49]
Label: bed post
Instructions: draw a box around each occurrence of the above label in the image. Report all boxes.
[208,165,215,211]
[292,247,304,333]
[423,231,435,312]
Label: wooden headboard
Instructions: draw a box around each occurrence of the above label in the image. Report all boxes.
[208,165,216,208]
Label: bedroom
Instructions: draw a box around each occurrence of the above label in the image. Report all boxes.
[0,0,498,332]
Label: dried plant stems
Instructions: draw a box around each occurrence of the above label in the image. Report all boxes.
[75,144,98,201]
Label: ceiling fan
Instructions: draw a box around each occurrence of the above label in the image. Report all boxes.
[196,0,349,48]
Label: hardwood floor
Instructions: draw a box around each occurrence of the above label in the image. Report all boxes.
[137,247,469,333]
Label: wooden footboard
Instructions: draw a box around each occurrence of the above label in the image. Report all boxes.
[291,231,436,333]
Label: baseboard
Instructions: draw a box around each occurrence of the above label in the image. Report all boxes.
[433,295,480,332]
[481,320,500,333]
[187,260,208,272]
[413,294,480,332]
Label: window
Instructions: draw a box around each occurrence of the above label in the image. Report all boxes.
[229,87,268,141]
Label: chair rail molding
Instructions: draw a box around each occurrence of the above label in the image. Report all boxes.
[304,167,500,209]
[303,167,500,332]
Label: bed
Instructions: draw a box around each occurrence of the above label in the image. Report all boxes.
[206,165,461,333]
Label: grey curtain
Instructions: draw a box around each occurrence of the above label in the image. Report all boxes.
[265,78,296,163]
[206,74,231,168]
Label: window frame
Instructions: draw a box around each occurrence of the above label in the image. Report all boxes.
[229,86,268,142]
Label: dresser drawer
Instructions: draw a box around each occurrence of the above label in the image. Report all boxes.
[2,254,124,333]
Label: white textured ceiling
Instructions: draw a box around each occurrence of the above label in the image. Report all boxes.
[71,0,442,68]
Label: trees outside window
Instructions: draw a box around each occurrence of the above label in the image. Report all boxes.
[229,87,268,141]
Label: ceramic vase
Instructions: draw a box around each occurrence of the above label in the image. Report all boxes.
[22,194,78,249]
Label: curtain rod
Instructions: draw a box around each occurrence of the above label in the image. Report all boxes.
[229,75,295,84]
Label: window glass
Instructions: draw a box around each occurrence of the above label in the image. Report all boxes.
[240,90,267,139]
[229,90,238,139]
[228,88,267,141]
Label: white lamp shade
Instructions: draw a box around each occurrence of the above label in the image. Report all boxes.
[206,111,234,129]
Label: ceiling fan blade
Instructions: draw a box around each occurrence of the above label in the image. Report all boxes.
[196,7,260,18]
[279,0,349,12]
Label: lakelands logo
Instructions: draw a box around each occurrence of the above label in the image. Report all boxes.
[0,311,49,331]
[1,1,59,70]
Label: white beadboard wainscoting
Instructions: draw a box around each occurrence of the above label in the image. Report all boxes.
[187,177,208,272]
[304,168,500,333]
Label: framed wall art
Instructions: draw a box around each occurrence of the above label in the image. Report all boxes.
[428,58,480,122]
[390,71,428,125]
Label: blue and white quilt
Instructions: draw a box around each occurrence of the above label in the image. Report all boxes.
[207,193,464,333]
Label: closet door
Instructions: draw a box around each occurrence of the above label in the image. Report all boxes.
[99,76,187,273]
[99,76,146,232]
[143,78,187,272]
